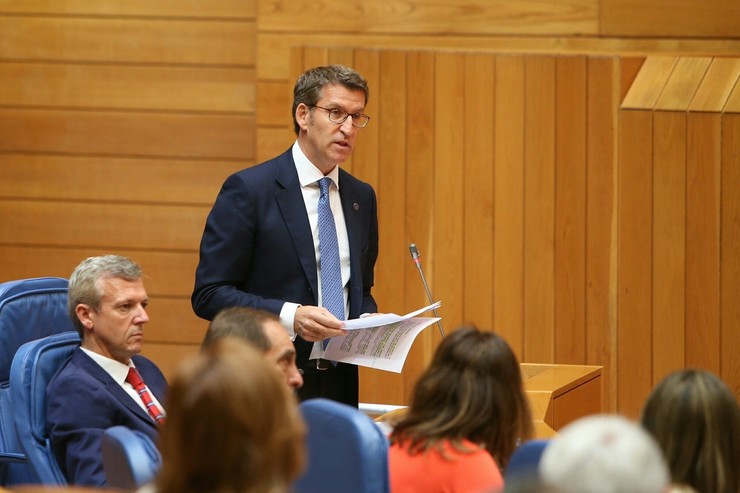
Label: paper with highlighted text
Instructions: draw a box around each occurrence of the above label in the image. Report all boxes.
[323,301,441,373]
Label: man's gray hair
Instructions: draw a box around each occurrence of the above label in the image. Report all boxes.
[68,255,143,337]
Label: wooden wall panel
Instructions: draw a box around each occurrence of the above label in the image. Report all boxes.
[0,63,255,113]
[0,201,208,251]
[463,55,495,330]
[399,51,437,403]
[376,50,408,317]
[432,53,465,333]
[0,155,242,204]
[617,110,653,418]
[586,57,619,412]
[0,2,256,380]
[554,57,587,364]
[0,17,255,66]
[259,0,599,36]
[686,113,721,373]
[0,1,256,17]
[654,58,711,111]
[0,110,255,160]
[523,57,556,363]
[493,56,526,357]
[651,111,686,384]
[721,115,740,396]
[601,0,740,38]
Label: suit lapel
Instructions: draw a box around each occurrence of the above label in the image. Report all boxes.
[338,170,363,319]
[74,350,158,429]
[273,153,319,299]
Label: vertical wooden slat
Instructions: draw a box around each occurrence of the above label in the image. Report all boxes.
[523,56,556,364]
[686,112,721,374]
[618,110,654,418]
[493,55,526,357]
[359,50,408,406]
[463,54,495,330]
[352,49,381,187]
[375,50,408,315]
[721,114,740,396]
[652,111,686,384]
[555,56,587,364]
[587,57,619,412]
[402,51,437,402]
[433,52,465,335]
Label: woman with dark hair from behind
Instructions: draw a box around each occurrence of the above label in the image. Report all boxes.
[154,337,305,493]
[640,369,740,493]
[389,325,533,493]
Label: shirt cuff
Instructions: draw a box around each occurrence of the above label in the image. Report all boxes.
[280,302,301,340]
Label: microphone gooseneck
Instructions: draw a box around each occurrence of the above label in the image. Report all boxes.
[408,243,445,338]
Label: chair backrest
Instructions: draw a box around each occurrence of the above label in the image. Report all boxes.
[10,331,81,485]
[0,277,75,486]
[504,439,551,482]
[293,398,390,493]
[101,426,161,491]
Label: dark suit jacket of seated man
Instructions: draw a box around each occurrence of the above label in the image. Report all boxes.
[46,255,167,486]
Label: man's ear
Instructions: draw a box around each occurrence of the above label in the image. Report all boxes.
[75,304,94,330]
[295,103,310,131]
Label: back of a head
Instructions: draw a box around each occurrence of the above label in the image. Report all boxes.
[201,306,274,352]
[540,415,669,493]
[641,369,740,493]
[157,338,305,493]
[391,325,532,469]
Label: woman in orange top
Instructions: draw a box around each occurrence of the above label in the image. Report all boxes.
[389,326,533,493]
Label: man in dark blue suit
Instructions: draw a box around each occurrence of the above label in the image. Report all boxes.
[46,255,167,486]
[192,65,379,407]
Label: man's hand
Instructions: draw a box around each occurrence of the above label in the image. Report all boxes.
[294,305,347,342]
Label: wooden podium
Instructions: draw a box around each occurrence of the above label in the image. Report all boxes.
[522,363,603,439]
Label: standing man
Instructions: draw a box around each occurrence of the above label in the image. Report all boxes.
[192,64,379,407]
[47,255,167,486]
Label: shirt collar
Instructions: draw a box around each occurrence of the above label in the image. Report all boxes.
[292,141,340,190]
[80,346,135,385]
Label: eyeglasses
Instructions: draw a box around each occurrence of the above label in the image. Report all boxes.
[311,105,370,128]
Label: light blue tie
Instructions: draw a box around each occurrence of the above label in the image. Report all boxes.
[317,177,345,353]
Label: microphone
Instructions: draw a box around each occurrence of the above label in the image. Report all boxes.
[408,243,445,338]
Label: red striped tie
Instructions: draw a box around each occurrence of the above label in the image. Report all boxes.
[126,367,165,425]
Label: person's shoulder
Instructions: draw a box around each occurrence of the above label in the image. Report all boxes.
[224,148,294,185]
[47,347,86,384]
[131,354,163,373]
[338,168,375,194]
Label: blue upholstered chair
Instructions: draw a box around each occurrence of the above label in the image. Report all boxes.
[293,398,390,493]
[101,425,162,491]
[504,439,551,482]
[10,331,81,485]
[0,277,74,485]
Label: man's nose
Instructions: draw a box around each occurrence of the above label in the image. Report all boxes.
[288,366,304,389]
[135,305,149,324]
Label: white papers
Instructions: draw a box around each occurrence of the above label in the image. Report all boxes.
[323,302,441,373]
[343,301,441,330]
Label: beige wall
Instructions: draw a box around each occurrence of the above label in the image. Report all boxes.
[1,0,739,413]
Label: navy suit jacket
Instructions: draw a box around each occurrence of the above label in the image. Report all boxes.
[192,148,379,367]
[46,348,167,486]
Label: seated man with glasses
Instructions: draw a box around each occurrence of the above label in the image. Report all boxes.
[192,64,379,408]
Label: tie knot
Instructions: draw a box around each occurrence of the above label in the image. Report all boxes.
[126,367,143,388]
[318,177,332,196]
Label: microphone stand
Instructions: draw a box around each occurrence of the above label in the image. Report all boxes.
[409,243,445,338]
